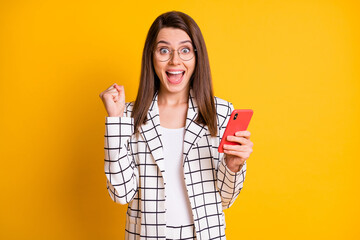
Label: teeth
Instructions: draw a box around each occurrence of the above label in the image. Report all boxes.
[167,71,184,74]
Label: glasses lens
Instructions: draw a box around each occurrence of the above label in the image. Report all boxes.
[155,47,170,61]
[179,46,194,61]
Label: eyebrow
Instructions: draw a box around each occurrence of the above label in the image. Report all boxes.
[156,40,192,45]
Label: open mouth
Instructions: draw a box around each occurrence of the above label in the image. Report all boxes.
[165,71,185,84]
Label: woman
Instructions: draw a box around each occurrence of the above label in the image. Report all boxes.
[99,11,253,240]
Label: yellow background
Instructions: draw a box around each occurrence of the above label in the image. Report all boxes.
[1,0,359,239]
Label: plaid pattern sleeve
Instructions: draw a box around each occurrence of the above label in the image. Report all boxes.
[104,113,139,205]
[216,102,247,210]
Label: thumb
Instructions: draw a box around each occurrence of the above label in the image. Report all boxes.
[114,84,123,93]
[113,84,125,103]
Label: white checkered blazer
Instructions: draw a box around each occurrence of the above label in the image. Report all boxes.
[104,89,247,239]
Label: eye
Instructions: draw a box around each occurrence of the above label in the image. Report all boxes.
[159,48,170,54]
[180,47,191,54]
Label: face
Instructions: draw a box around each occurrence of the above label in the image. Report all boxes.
[152,27,196,95]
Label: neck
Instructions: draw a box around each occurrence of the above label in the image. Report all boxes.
[158,87,190,106]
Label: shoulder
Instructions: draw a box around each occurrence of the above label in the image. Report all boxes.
[214,96,233,128]
[214,96,233,115]
[214,96,232,109]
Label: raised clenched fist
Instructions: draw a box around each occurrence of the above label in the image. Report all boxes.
[99,83,126,117]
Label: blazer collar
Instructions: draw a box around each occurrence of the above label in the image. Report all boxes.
[183,89,208,164]
[139,89,208,181]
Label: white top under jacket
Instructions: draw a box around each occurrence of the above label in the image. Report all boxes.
[104,89,247,240]
[158,126,194,226]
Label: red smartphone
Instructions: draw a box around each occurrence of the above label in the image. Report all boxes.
[218,109,253,153]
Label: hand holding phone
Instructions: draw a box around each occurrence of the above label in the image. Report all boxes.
[218,109,253,153]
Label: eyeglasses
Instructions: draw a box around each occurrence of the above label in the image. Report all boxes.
[154,45,197,62]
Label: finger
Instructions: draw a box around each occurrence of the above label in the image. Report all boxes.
[223,144,249,152]
[223,150,249,159]
[114,84,124,93]
[100,84,120,101]
[226,135,249,145]
[114,85,125,102]
[100,90,116,99]
[104,88,119,96]
[101,90,119,103]
[106,87,119,93]
[107,83,118,91]
[235,130,251,139]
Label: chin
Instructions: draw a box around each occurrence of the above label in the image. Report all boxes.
[162,81,190,94]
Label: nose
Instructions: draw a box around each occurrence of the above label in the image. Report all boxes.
[169,50,181,65]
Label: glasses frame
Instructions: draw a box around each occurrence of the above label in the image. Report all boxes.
[153,46,197,62]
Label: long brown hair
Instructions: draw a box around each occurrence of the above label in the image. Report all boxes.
[131,11,217,137]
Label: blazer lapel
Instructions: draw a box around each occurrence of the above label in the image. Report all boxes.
[139,89,208,178]
[139,92,166,180]
[183,89,208,164]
